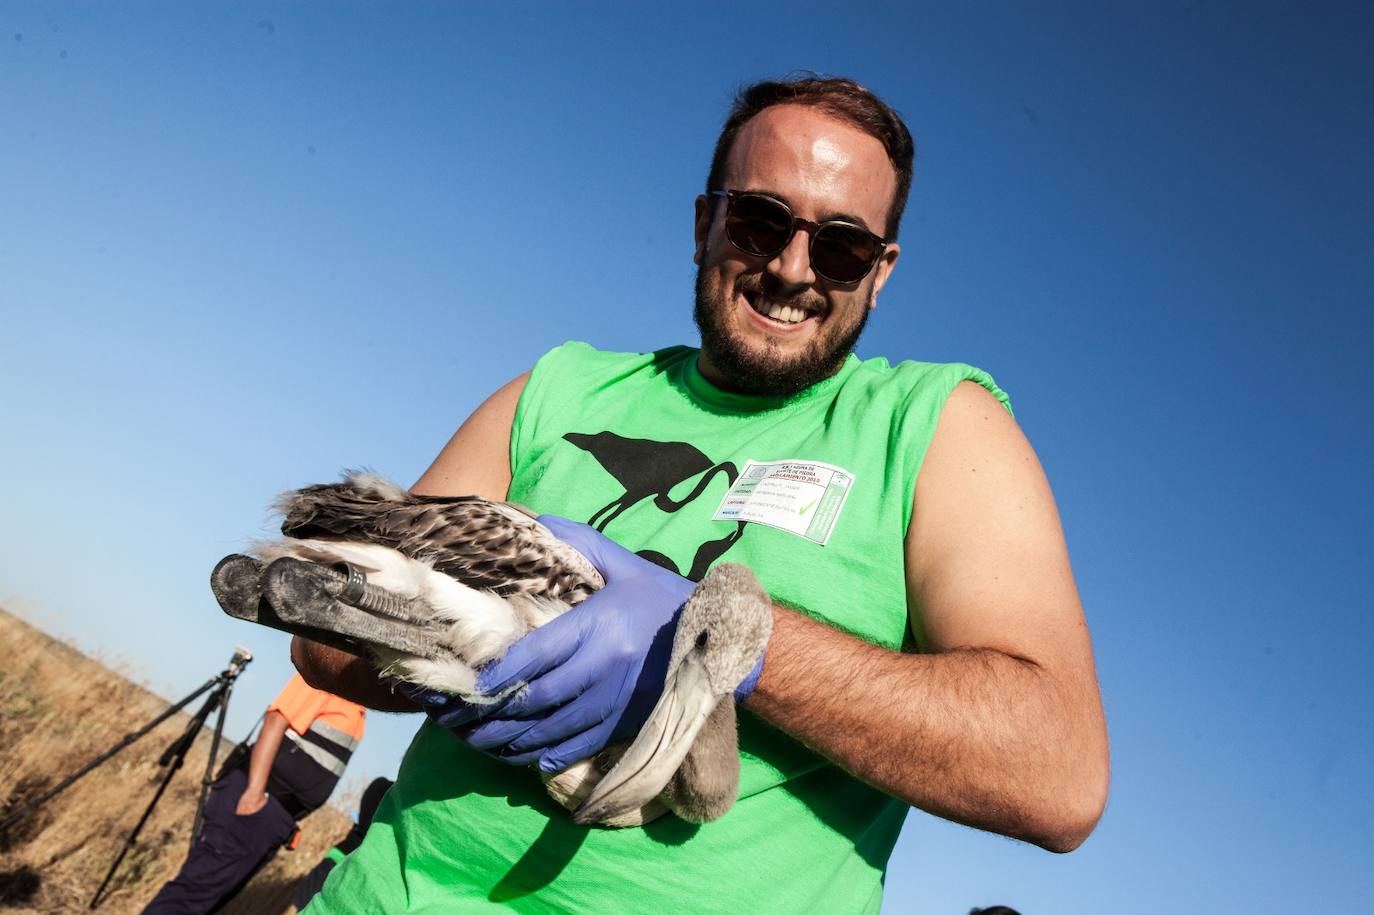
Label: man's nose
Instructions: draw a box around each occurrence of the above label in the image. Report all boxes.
[765,228,815,291]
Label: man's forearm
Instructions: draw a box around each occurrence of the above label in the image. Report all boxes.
[245,711,289,795]
[290,638,421,713]
[743,604,1109,852]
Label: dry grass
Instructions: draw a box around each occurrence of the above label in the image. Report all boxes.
[0,607,351,914]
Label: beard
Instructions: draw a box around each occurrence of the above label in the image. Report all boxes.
[693,267,872,398]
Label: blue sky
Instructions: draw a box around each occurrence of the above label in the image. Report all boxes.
[2,3,1371,912]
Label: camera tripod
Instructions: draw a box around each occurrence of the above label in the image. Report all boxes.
[0,646,253,910]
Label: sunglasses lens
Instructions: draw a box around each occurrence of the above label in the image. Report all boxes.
[724,194,793,257]
[812,224,880,283]
[720,192,882,283]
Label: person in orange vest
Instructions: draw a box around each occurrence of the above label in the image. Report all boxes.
[142,673,365,914]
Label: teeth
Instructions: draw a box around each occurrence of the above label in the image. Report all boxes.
[763,303,806,324]
[747,293,812,325]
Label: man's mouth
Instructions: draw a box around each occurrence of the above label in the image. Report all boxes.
[743,290,819,326]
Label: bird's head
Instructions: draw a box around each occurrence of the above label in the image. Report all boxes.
[666,563,773,699]
[573,562,771,824]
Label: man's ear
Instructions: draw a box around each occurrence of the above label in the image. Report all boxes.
[869,242,901,305]
[694,195,712,265]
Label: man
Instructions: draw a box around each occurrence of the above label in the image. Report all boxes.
[293,76,1108,912]
[143,673,365,914]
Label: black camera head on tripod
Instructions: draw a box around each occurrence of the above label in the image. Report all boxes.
[225,646,253,680]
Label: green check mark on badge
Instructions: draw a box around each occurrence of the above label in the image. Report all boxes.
[799,499,817,516]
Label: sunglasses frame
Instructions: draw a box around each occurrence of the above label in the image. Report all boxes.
[706,189,891,285]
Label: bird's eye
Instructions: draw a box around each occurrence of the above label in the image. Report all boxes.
[695,630,709,649]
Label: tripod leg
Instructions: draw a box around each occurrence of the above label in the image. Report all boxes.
[89,683,224,910]
[191,676,236,850]
[0,675,220,836]
[88,749,186,910]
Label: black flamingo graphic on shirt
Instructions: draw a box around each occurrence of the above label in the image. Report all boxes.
[562,431,747,581]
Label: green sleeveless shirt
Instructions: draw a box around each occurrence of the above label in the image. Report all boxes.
[307,342,1010,914]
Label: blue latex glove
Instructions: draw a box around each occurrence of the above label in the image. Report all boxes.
[428,516,695,773]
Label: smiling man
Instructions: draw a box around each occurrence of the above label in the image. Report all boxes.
[293,76,1108,913]
[694,101,900,396]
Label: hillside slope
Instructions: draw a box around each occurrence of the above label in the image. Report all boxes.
[0,607,352,914]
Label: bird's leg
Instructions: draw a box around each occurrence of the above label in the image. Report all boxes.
[325,561,437,626]
[213,551,456,659]
[261,557,457,660]
[212,554,374,658]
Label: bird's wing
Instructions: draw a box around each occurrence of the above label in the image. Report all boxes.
[277,474,602,603]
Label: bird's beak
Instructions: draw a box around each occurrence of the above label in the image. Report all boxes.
[573,649,720,825]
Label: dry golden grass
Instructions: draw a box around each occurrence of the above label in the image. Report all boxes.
[0,607,352,914]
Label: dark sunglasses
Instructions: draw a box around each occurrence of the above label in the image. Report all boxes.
[707,189,890,284]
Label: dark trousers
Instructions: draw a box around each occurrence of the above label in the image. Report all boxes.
[142,768,296,914]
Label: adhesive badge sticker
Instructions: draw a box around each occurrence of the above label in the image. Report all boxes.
[711,459,854,545]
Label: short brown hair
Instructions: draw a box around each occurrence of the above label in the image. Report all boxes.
[705,75,916,239]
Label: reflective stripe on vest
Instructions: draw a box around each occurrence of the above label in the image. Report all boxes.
[310,720,361,753]
[284,719,356,778]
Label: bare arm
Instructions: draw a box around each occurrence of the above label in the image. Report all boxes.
[743,382,1109,851]
[408,372,530,500]
[290,372,531,710]
[236,709,289,815]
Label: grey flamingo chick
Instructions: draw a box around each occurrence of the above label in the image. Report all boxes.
[210,473,771,827]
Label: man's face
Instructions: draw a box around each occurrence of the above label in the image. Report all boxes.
[693,104,901,397]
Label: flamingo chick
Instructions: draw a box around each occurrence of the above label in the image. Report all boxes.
[210,473,771,827]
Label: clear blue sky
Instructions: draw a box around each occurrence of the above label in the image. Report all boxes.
[2,3,1370,912]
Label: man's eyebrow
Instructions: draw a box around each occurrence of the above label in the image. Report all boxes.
[738,187,877,233]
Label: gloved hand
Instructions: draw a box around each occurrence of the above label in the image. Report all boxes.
[427,516,695,773]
